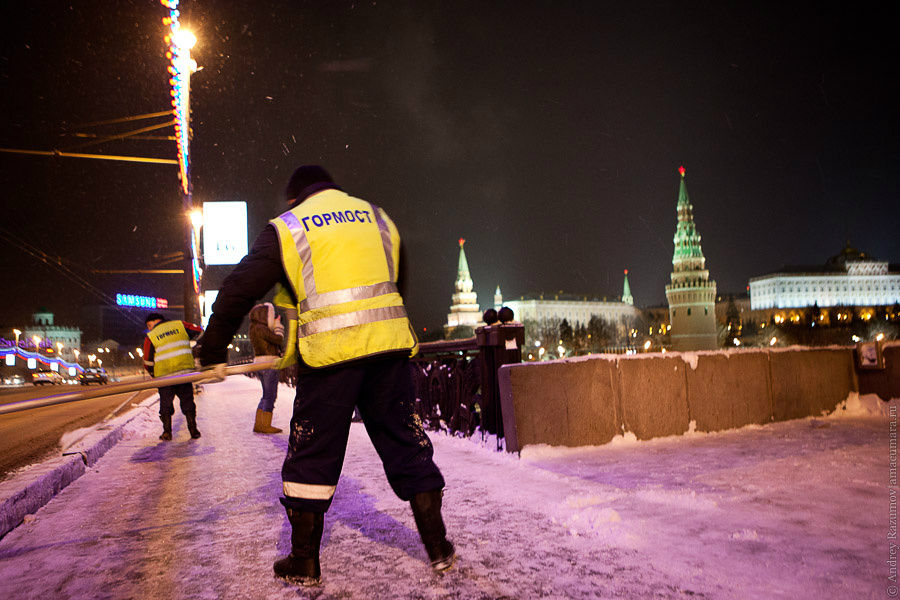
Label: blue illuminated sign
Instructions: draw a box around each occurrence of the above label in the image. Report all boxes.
[116,294,169,309]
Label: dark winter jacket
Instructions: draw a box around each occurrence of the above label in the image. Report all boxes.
[249,303,284,358]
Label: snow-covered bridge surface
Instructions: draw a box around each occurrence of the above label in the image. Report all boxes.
[0,376,888,599]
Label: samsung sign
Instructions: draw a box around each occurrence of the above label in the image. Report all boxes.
[116,294,169,309]
[203,201,248,265]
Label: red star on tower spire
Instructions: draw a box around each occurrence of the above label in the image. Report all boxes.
[458,238,465,247]
[678,165,686,177]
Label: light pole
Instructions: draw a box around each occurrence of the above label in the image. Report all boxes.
[13,329,21,348]
[73,349,80,365]
[32,335,41,355]
[163,5,201,324]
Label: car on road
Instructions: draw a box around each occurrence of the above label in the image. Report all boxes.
[32,370,64,385]
[2,374,26,386]
[79,367,109,385]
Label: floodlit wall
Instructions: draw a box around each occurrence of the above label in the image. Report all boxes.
[499,347,860,452]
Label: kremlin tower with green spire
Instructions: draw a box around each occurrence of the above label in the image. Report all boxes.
[621,269,634,306]
[445,238,482,336]
[665,166,718,351]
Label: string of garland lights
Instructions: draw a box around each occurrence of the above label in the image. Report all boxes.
[161,0,204,319]
[161,0,196,195]
[0,346,84,374]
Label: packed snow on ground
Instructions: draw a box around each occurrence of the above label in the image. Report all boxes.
[0,378,891,599]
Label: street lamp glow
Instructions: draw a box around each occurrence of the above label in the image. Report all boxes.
[769,337,777,346]
[189,208,203,229]
[172,28,197,50]
[32,336,41,352]
[643,340,652,351]
[73,349,80,361]
[13,329,21,346]
[876,333,885,341]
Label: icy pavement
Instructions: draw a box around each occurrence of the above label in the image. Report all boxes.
[0,376,890,599]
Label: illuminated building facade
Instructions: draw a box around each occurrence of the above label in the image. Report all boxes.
[498,271,640,332]
[749,243,900,312]
[21,310,82,360]
[664,167,718,351]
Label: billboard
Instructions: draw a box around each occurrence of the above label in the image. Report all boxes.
[201,289,219,329]
[203,202,248,265]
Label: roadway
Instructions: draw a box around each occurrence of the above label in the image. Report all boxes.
[0,379,156,480]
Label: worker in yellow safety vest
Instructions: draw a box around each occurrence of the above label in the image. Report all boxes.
[143,313,204,440]
[197,165,453,586]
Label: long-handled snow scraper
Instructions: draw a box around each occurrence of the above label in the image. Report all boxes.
[0,360,279,416]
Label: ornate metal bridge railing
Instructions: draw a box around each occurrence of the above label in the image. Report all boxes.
[410,323,524,446]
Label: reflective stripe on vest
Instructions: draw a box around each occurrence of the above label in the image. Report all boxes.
[298,305,408,338]
[279,211,317,297]
[370,203,395,282]
[298,280,398,313]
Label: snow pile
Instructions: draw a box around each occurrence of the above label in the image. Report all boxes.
[119,404,162,439]
[680,351,700,370]
[828,392,898,418]
[606,430,640,446]
[552,493,627,540]
[59,426,96,450]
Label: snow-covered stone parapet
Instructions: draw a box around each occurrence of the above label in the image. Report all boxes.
[498,346,861,452]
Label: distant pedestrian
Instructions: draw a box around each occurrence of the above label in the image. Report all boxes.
[198,165,454,586]
[143,313,203,441]
[249,302,284,434]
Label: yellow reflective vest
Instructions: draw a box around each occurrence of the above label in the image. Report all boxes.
[269,188,418,368]
[147,320,195,377]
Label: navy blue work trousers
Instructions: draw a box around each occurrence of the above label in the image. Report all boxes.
[281,356,445,513]
[157,382,196,418]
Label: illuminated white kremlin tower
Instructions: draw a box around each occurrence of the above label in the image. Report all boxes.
[665,166,718,351]
[445,238,482,335]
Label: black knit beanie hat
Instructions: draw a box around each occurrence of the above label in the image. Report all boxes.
[284,165,336,202]
[145,312,165,325]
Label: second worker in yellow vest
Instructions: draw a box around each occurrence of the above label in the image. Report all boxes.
[197,165,453,586]
[143,313,204,440]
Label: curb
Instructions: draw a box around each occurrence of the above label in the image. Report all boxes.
[0,394,159,540]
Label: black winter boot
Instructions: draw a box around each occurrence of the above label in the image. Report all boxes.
[410,489,456,572]
[185,414,201,439]
[159,415,172,441]
[273,509,324,586]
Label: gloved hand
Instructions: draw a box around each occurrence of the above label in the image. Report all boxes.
[200,363,227,383]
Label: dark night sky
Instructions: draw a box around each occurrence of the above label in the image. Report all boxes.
[1,1,898,336]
